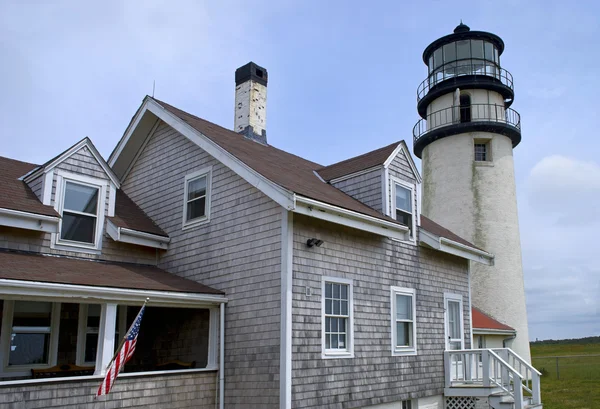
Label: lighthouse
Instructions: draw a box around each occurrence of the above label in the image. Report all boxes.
[414,23,531,361]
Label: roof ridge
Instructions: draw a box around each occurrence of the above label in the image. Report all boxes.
[151,97,324,169]
[317,140,401,171]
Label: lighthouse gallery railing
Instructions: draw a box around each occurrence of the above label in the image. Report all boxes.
[413,103,521,144]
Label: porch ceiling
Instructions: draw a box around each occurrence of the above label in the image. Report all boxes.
[0,250,222,295]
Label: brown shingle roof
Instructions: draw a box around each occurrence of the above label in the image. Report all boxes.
[153,98,404,227]
[0,156,59,217]
[420,215,482,250]
[316,141,400,181]
[0,250,222,294]
[472,307,515,331]
[109,190,168,237]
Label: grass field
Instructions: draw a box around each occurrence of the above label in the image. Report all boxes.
[530,343,600,409]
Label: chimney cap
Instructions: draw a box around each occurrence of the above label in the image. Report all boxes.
[235,62,268,86]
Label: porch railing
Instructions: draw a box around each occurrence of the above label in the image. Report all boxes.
[444,348,541,408]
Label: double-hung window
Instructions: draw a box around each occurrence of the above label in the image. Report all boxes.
[391,287,417,355]
[1,301,60,371]
[60,181,100,245]
[393,179,415,239]
[77,304,127,365]
[183,168,212,228]
[322,277,353,358]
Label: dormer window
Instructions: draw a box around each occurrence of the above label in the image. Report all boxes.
[61,182,99,244]
[392,178,416,240]
[53,171,107,253]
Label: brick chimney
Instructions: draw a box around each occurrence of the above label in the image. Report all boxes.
[234,62,268,144]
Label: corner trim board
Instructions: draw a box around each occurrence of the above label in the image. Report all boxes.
[280,210,293,409]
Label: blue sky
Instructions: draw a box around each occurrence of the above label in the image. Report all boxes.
[1,0,598,341]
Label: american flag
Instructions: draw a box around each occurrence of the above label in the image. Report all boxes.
[96,303,146,397]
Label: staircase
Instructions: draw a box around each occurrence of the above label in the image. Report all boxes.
[444,348,543,409]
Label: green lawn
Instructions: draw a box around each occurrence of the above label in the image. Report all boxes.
[530,343,600,409]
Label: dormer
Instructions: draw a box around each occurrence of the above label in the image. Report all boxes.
[316,141,422,241]
[22,138,120,253]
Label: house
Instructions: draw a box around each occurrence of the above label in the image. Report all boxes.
[0,27,542,409]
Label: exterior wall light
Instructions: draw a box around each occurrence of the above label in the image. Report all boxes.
[306,238,324,248]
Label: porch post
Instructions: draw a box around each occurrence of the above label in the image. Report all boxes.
[94,303,117,375]
[207,307,219,368]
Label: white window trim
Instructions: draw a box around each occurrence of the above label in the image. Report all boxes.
[76,304,127,366]
[182,166,213,230]
[391,176,416,242]
[390,286,417,356]
[51,170,108,254]
[321,276,354,359]
[0,301,61,377]
[444,292,465,351]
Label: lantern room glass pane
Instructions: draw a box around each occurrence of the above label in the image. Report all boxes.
[456,40,470,60]
[471,40,484,59]
[443,42,456,63]
[484,42,494,61]
[433,48,443,69]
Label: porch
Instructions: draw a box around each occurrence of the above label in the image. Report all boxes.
[444,348,543,409]
[0,250,227,407]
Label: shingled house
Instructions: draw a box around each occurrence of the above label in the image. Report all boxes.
[0,62,540,409]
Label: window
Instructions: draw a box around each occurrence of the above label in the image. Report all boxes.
[393,179,415,240]
[459,94,471,123]
[322,277,353,358]
[183,168,212,228]
[474,140,491,162]
[1,301,60,371]
[77,304,127,365]
[391,287,417,355]
[402,401,413,409]
[61,181,99,244]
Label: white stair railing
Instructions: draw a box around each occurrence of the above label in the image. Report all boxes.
[444,348,538,409]
[491,348,542,405]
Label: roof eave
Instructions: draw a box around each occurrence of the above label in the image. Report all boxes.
[473,328,516,335]
[106,219,170,250]
[419,227,494,265]
[0,208,60,233]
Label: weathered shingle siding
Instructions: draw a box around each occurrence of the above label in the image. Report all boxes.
[122,122,282,408]
[0,371,217,408]
[291,215,470,408]
[387,150,419,217]
[27,174,44,202]
[331,168,383,212]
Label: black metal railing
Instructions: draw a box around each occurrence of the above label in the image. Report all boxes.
[417,60,514,101]
[413,103,521,144]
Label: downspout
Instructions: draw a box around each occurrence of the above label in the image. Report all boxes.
[468,262,474,349]
[219,302,225,409]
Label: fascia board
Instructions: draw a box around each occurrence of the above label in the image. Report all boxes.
[473,328,516,335]
[0,208,60,233]
[383,142,422,183]
[418,227,494,265]
[0,279,227,307]
[294,196,408,240]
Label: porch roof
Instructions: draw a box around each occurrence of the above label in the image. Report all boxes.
[0,250,222,295]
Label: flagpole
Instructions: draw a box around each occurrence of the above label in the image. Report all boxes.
[104,298,149,372]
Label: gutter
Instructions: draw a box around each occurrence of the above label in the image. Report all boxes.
[419,227,494,265]
[0,208,60,233]
[106,219,170,249]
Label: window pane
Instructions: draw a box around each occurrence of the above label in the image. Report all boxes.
[325,317,331,332]
[396,211,411,226]
[433,48,443,68]
[396,322,412,347]
[13,301,51,327]
[187,176,207,201]
[395,185,411,212]
[325,334,330,349]
[340,285,348,300]
[449,301,461,338]
[443,42,456,63]
[61,212,96,243]
[339,334,346,349]
[456,40,470,60]
[64,182,98,214]
[339,318,346,333]
[471,40,484,59]
[332,284,340,299]
[186,196,206,220]
[333,300,340,315]
[9,333,50,365]
[341,300,348,316]
[325,299,332,315]
[396,294,412,320]
[331,317,338,333]
[331,334,338,349]
[484,42,494,61]
[87,304,101,328]
[325,283,332,298]
[85,333,98,363]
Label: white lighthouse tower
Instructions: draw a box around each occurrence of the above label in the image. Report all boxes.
[414,23,531,361]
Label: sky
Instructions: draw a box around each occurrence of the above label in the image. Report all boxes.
[1,0,598,341]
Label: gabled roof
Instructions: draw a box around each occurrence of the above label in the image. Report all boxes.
[0,249,221,295]
[109,190,168,237]
[0,156,58,217]
[421,215,481,250]
[316,141,400,181]
[151,98,404,227]
[472,307,515,332]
